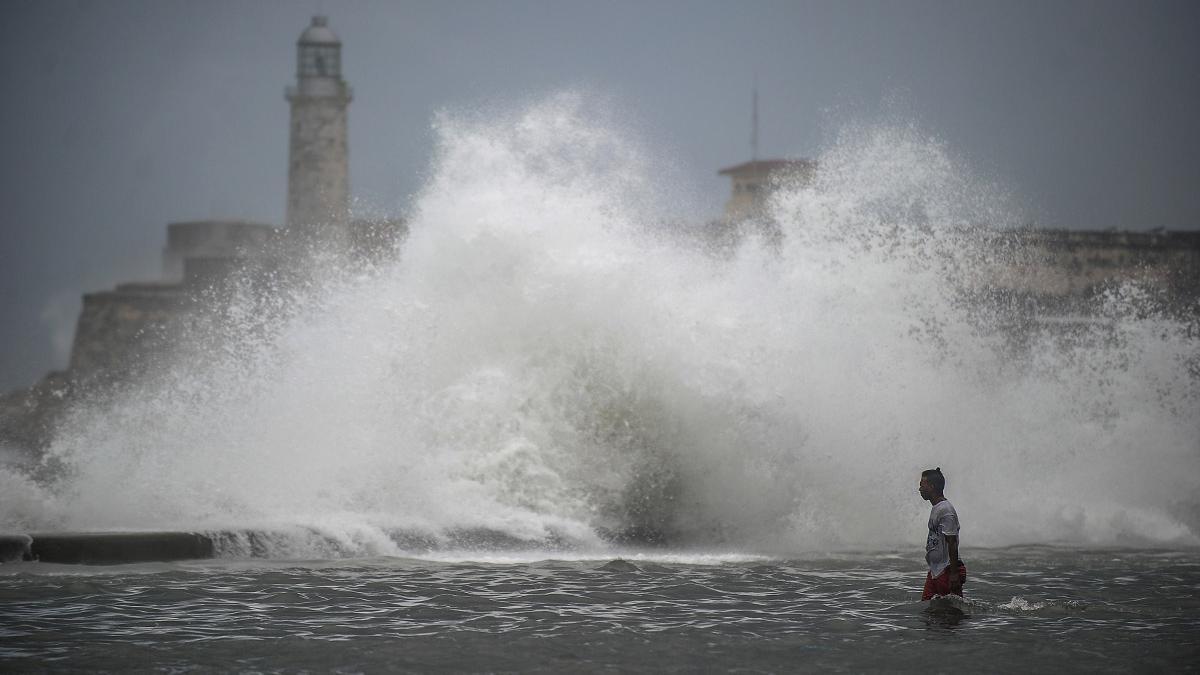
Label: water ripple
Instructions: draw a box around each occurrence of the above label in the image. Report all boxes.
[1,549,1197,671]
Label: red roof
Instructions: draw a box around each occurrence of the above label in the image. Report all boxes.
[717,158,816,176]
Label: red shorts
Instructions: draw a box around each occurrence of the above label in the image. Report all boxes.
[922,561,967,600]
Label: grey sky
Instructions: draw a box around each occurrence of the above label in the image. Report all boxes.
[2,0,1198,390]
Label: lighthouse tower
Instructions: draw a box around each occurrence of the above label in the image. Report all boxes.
[285,16,352,241]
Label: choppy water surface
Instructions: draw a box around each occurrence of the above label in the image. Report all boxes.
[2,547,1197,672]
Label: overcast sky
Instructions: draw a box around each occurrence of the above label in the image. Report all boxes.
[1,0,1198,390]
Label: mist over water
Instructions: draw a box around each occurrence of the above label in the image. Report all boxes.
[3,93,1197,555]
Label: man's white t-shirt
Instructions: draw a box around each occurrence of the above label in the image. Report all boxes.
[925,500,960,577]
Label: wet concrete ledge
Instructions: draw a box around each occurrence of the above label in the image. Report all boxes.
[1,532,215,565]
[1,526,603,565]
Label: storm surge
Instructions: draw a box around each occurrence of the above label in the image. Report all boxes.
[3,93,1197,556]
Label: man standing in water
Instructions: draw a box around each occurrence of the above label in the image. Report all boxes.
[919,467,965,600]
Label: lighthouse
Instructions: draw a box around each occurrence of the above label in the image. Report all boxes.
[285,16,352,241]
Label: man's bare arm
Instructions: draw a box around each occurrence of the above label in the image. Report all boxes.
[945,534,962,593]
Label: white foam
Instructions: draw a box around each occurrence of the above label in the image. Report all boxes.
[5,92,1196,555]
[998,596,1047,611]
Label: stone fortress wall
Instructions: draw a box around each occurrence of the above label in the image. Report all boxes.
[5,214,1192,455]
[70,216,405,386]
[62,222,1200,390]
[985,228,1200,308]
[716,160,1200,315]
[162,220,280,282]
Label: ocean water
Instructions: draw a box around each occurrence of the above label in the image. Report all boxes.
[2,547,1198,672]
[1,93,1197,671]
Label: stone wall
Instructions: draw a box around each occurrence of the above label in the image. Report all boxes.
[0,370,71,455]
[0,283,197,453]
[68,283,196,386]
[983,229,1200,313]
[1,221,1193,454]
[163,220,281,281]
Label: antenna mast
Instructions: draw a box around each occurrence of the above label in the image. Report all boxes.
[751,77,759,161]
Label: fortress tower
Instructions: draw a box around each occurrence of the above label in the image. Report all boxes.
[718,159,815,221]
[285,16,352,240]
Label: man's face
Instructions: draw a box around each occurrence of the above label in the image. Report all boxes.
[918,476,932,501]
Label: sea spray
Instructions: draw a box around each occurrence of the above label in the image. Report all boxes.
[2,93,1196,554]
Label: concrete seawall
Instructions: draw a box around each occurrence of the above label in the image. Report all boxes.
[1,532,215,565]
[0,527,567,565]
